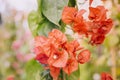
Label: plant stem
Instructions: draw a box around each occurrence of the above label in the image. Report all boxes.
[110,48,116,80]
[78,64,80,80]
[61,69,65,80]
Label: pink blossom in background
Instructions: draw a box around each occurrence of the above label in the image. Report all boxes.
[24,53,35,62]
[16,53,35,62]
[6,75,14,80]
[11,40,22,50]
[12,62,20,69]
[16,53,24,62]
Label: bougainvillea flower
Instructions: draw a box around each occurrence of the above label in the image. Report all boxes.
[62,6,77,24]
[98,19,113,35]
[34,36,51,56]
[34,46,44,55]
[78,50,91,64]
[90,34,105,45]
[74,9,86,24]
[34,36,48,47]
[89,6,107,21]
[101,72,113,80]
[48,29,67,48]
[64,40,82,58]
[48,45,68,67]
[73,21,88,35]
[72,9,88,35]
[49,66,60,80]
[35,53,49,64]
[63,58,78,75]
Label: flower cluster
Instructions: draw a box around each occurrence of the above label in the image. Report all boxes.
[34,0,113,80]
[62,5,113,45]
[34,29,91,80]
[101,72,113,80]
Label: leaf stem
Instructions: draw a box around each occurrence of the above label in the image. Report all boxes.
[78,64,80,80]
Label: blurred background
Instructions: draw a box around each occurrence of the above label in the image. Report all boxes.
[0,0,120,80]
[0,0,37,80]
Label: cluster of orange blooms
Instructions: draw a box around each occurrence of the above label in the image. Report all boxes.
[62,6,113,45]
[34,0,113,80]
[34,29,90,80]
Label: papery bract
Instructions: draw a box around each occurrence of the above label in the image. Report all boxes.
[62,6,77,24]
[35,53,49,64]
[48,45,68,67]
[34,36,48,47]
[34,36,51,56]
[74,9,86,24]
[98,19,113,35]
[89,6,107,21]
[90,34,105,45]
[72,9,87,35]
[49,66,60,80]
[64,40,82,58]
[34,46,44,55]
[78,50,91,64]
[48,29,67,48]
[63,58,78,75]
[73,21,88,35]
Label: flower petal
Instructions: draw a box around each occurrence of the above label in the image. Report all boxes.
[35,53,49,64]
[34,46,44,55]
[48,47,68,67]
[48,29,67,47]
[63,58,78,75]
[90,34,105,45]
[62,6,77,24]
[78,50,91,64]
[98,19,113,35]
[34,36,48,47]
[89,6,107,21]
[64,40,82,58]
[53,50,68,67]
[49,66,60,80]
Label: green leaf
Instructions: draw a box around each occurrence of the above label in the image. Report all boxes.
[59,20,66,32]
[65,65,80,80]
[37,0,42,13]
[40,70,53,80]
[42,0,69,26]
[37,19,58,36]
[68,0,76,7]
[25,59,44,80]
[116,13,120,20]
[28,11,45,36]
